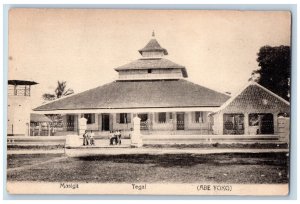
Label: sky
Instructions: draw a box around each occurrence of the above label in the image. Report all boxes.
[8,9,291,108]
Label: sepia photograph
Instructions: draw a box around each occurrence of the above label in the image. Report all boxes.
[6,8,291,195]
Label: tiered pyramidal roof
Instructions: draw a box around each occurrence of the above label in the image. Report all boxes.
[34,33,230,111]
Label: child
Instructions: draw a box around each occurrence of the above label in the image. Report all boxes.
[90,130,95,145]
[117,130,122,145]
[83,130,88,146]
[109,131,114,145]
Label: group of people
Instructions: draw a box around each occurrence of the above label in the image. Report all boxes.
[83,130,95,146]
[82,130,122,146]
[109,130,122,145]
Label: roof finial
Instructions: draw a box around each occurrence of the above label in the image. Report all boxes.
[152,30,155,37]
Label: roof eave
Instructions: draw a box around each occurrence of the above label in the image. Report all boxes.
[182,68,188,78]
[138,48,168,55]
[8,80,38,85]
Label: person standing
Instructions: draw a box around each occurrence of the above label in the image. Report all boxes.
[83,130,88,146]
[90,130,95,145]
[117,130,122,145]
[109,131,114,145]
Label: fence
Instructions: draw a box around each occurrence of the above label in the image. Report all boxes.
[30,122,74,136]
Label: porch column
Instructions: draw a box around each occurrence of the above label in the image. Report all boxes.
[172,112,176,132]
[184,112,188,130]
[149,112,154,131]
[75,114,81,132]
[98,114,101,131]
[48,123,51,136]
[244,113,249,135]
[273,112,279,135]
[109,113,114,131]
[38,122,41,136]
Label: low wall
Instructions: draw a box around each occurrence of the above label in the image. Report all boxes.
[7,136,66,146]
[7,134,287,147]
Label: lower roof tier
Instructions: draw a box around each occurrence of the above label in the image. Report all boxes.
[34,79,230,111]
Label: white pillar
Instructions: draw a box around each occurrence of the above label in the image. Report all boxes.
[131,116,143,147]
[78,117,87,136]
[65,117,87,148]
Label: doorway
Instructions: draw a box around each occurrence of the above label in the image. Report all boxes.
[260,114,274,134]
[102,114,110,131]
[249,113,274,134]
[67,115,75,131]
[176,113,185,130]
[138,113,148,130]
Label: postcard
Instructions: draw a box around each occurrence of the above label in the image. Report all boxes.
[6,9,291,195]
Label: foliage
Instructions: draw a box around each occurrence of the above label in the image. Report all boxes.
[251,45,291,101]
[42,81,74,101]
[42,81,74,129]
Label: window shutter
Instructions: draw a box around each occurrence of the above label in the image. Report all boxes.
[127,113,131,123]
[192,112,195,122]
[116,113,120,123]
[91,114,95,123]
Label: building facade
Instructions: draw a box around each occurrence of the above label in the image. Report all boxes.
[33,35,290,138]
[211,82,290,138]
[33,35,230,136]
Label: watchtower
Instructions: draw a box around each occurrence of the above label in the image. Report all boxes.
[7,80,38,136]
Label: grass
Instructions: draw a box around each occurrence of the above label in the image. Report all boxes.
[7,154,64,169]
[7,144,65,150]
[7,152,289,184]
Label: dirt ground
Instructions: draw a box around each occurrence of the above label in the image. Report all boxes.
[7,152,289,184]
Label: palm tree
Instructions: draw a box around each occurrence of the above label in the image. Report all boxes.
[43,81,74,101]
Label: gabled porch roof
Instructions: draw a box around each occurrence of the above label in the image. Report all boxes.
[213,81,290,114]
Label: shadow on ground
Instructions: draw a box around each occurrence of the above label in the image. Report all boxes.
[7,152,289,184]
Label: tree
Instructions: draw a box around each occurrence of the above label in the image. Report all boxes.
[43,80,74,101]
[251,45,291,101]
[42,81,74,132]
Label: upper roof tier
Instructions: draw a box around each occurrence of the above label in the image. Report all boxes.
[138,38,168,56]
[114,34,188,80]
[114,58,188,78]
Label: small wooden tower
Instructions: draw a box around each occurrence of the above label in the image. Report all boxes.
[7,80,38,136]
